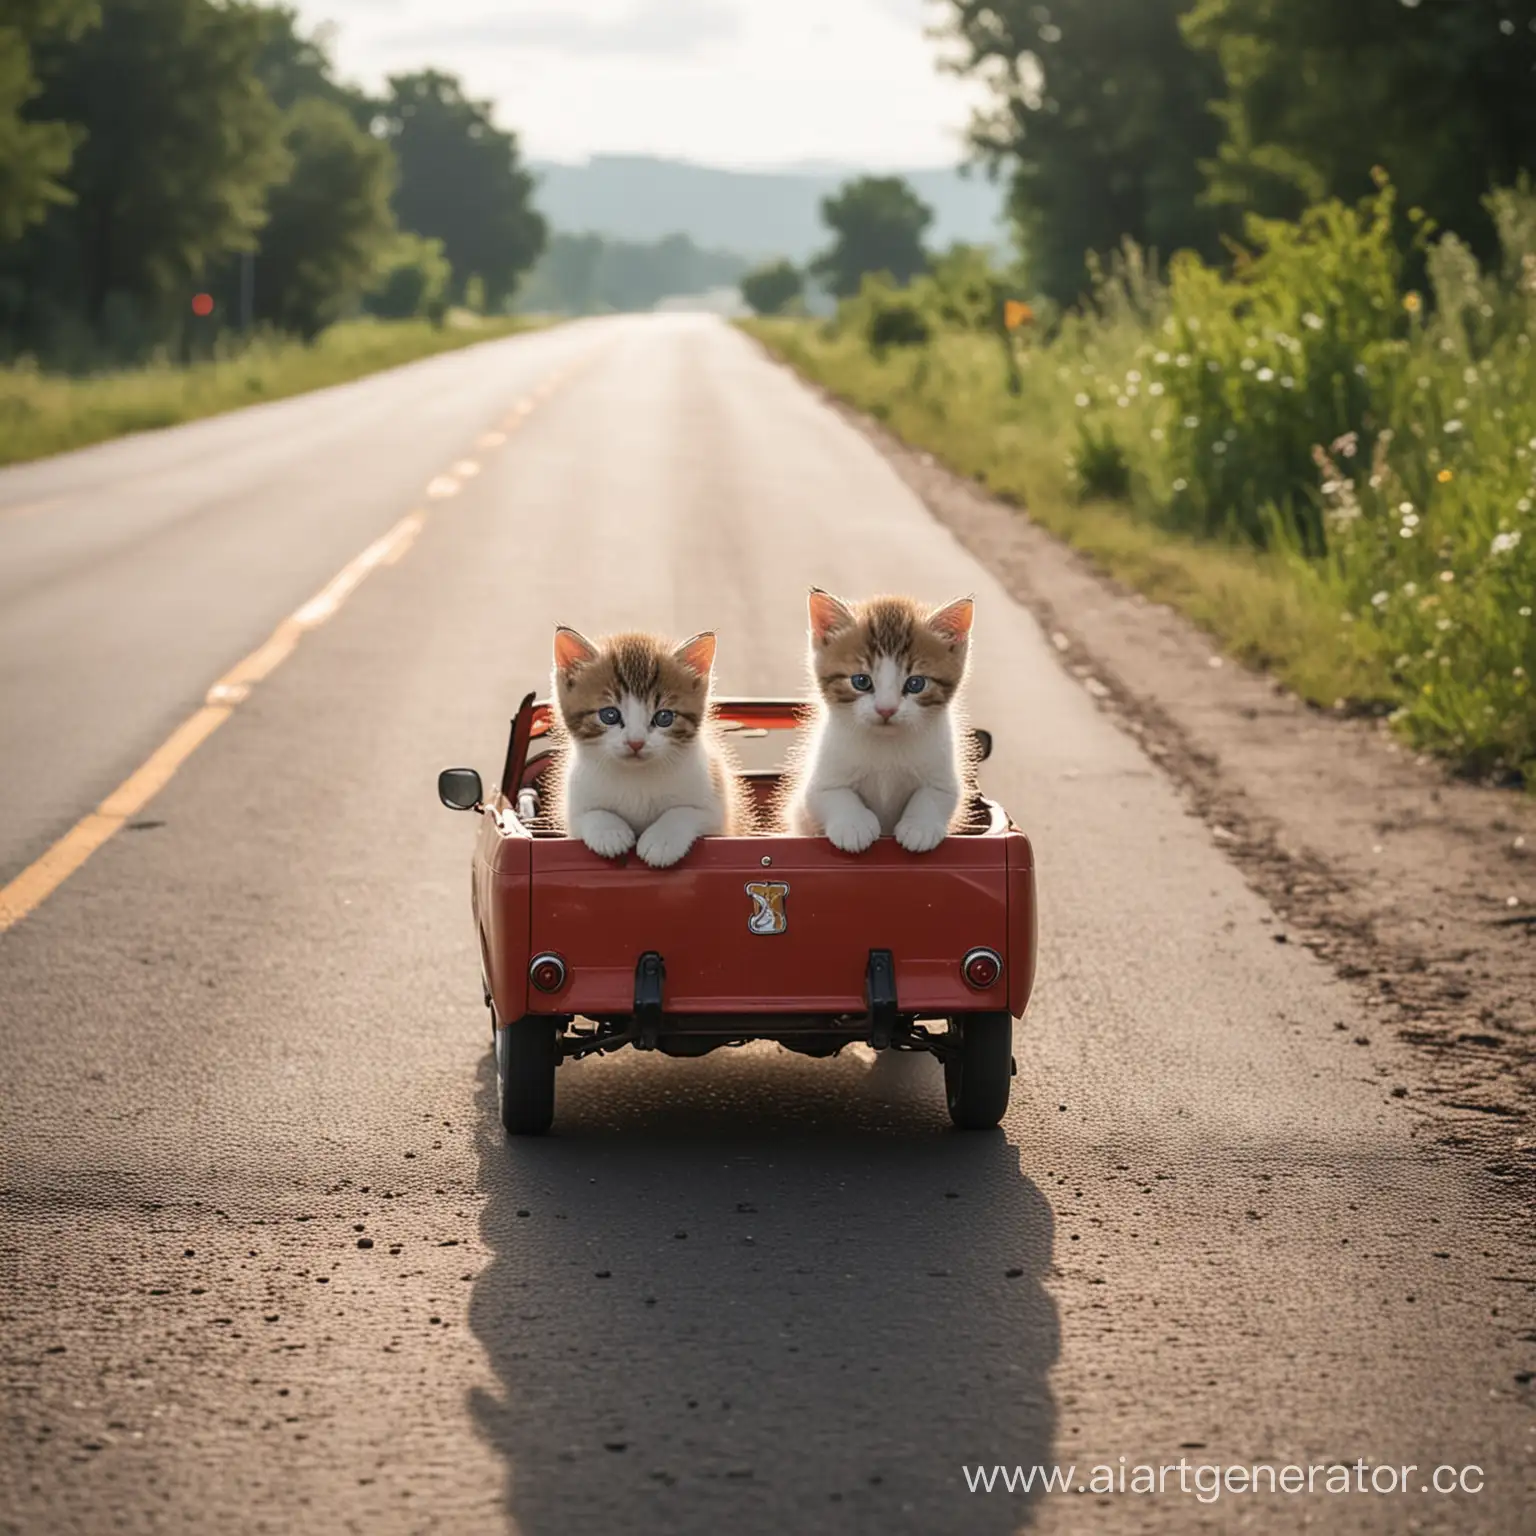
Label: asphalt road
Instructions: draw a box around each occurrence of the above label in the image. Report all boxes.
[2,315,1532,1535]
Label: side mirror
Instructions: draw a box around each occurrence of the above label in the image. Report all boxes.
[438,767,484,812]
[971,728,993,763]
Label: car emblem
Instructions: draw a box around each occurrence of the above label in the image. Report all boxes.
[745,881,790,935]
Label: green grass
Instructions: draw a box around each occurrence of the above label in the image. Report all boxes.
[743,316,1390,717]
[0,312,553,467]
[743,179,1536,782]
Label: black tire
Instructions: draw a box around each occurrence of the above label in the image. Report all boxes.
[944,1012,1014,1130]
[496,1016,558,1136]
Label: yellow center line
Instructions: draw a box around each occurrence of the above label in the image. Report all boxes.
[0,349,603,936]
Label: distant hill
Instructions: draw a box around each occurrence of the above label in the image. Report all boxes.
[528,155,1011,264]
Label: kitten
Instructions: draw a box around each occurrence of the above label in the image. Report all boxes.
[783,589,975,854]
[551,626,744,868]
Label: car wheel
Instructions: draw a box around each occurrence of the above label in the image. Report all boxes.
[944,1012,1013,1130]
[496,1015,558,1136]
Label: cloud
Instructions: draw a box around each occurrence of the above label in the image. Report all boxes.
[384,0,740,58]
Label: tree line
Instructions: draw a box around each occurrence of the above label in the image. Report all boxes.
[943,0,1536,303]
[746,2,1536,313]
[0,1,547,363]
[515,232,751,317]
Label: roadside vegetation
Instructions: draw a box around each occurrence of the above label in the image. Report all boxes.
[0,3,554,461]
[0,313,547,466]
[746,2,1536,785]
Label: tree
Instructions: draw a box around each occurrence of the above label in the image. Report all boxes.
[0,0,97,243]
[942,0,1226,303]
[8,0,284,338]
[810,176,932,298]
[740,258,803,315]
[250,97,396,339]
[250,3,370,121]
[1184,0,1536,260]
[364,231,451,321]
[377,70,545,310]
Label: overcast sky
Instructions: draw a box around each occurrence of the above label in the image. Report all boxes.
[288,0,989,169]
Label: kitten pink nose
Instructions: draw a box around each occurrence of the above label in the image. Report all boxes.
[876,705,897,720]
[625,739,645,755]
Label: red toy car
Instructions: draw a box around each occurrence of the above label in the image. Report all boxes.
[438,694,1037,1134]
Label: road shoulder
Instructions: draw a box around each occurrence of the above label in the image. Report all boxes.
[752,342,1536,1182]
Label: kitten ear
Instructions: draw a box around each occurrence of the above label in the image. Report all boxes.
[927,596,975,643]
[807,588,855,644]
[553,626,598,678]
[673,631,717,678]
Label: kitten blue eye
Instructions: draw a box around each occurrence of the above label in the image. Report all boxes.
[849,674,874,693]
[903,676,927,694]
[651,709,675,728]
[597,706,623,726]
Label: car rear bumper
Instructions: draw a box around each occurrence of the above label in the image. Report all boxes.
[473,813,1036,1029]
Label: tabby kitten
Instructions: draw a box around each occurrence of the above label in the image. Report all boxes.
[783,589,975,854]
[552,626,743,867]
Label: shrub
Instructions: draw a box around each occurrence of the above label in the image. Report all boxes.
[1070,421,1132,501]
[365,233,452,321]
[1149,180,1408,549]
[740,259,803,316]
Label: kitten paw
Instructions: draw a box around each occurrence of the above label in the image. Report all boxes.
[580,815,636,859]
[824,805,882,854]
[895,814,948,853]
[636,823,696,868]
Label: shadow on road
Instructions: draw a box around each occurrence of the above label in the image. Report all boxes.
[468,1044,1059,1535]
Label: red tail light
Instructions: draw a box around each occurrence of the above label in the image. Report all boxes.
[529,953,567,993]
[962,947,1003,990]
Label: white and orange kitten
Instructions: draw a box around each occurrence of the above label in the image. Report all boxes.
[783,589,975,854]
[551,626,744,868]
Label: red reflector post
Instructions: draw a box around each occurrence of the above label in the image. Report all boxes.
[962,947,1002,990]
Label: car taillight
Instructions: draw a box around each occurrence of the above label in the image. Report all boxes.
[962,947,1003,990]
[529,953,567,993]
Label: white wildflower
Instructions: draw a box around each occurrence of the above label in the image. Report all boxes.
[1371,591,1389,608]
[1490,530,1522,556]
[1075,393,1090,407]
[1256,367,1275,382]
[1303,312,1324,330]
[1443,419,1463,434]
